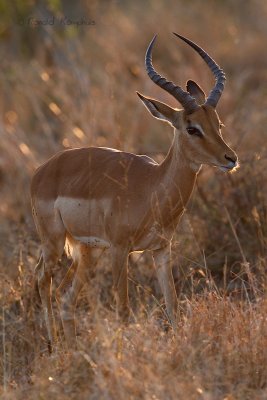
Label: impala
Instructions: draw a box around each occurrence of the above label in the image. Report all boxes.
[31,33,238,351]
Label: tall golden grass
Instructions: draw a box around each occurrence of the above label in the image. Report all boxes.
[0,1,267,398]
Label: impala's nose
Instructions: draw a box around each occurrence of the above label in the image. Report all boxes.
[225,154,237,164]
[224,154,238,169]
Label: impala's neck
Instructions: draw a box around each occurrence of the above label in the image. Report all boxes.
[156,130,201,228]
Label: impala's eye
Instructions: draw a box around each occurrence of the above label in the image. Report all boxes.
[186,127,203,137]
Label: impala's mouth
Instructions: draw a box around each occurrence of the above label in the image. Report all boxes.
[219,165,233,172]
[209,160,239,172]
[219,162,239,173]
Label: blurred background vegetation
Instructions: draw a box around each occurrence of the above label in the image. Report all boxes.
[0,0,267,396]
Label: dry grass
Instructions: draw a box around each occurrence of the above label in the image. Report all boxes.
[0,0,267,398]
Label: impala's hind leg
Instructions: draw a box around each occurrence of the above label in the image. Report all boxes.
[36,248,61,352]
[33,206,66,353]
[34,254,43,299]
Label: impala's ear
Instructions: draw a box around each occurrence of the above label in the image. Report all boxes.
[136,92,177,126]
[186,80,206,105]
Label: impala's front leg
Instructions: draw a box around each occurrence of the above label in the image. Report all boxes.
[152,244,178,330]
[111,246,130,321]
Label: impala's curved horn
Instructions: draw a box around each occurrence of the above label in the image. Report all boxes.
[145,35,199,114]
[173,33,226,108]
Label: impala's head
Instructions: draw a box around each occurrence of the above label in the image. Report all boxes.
[137,33,238,172]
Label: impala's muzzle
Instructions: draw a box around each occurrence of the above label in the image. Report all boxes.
[220,153,238,172]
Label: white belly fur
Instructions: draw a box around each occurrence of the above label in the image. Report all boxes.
[73,235,110,248]
[55,196,111,236]
[54,196,112,250]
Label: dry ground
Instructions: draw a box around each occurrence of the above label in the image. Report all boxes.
[0,1,267,399]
